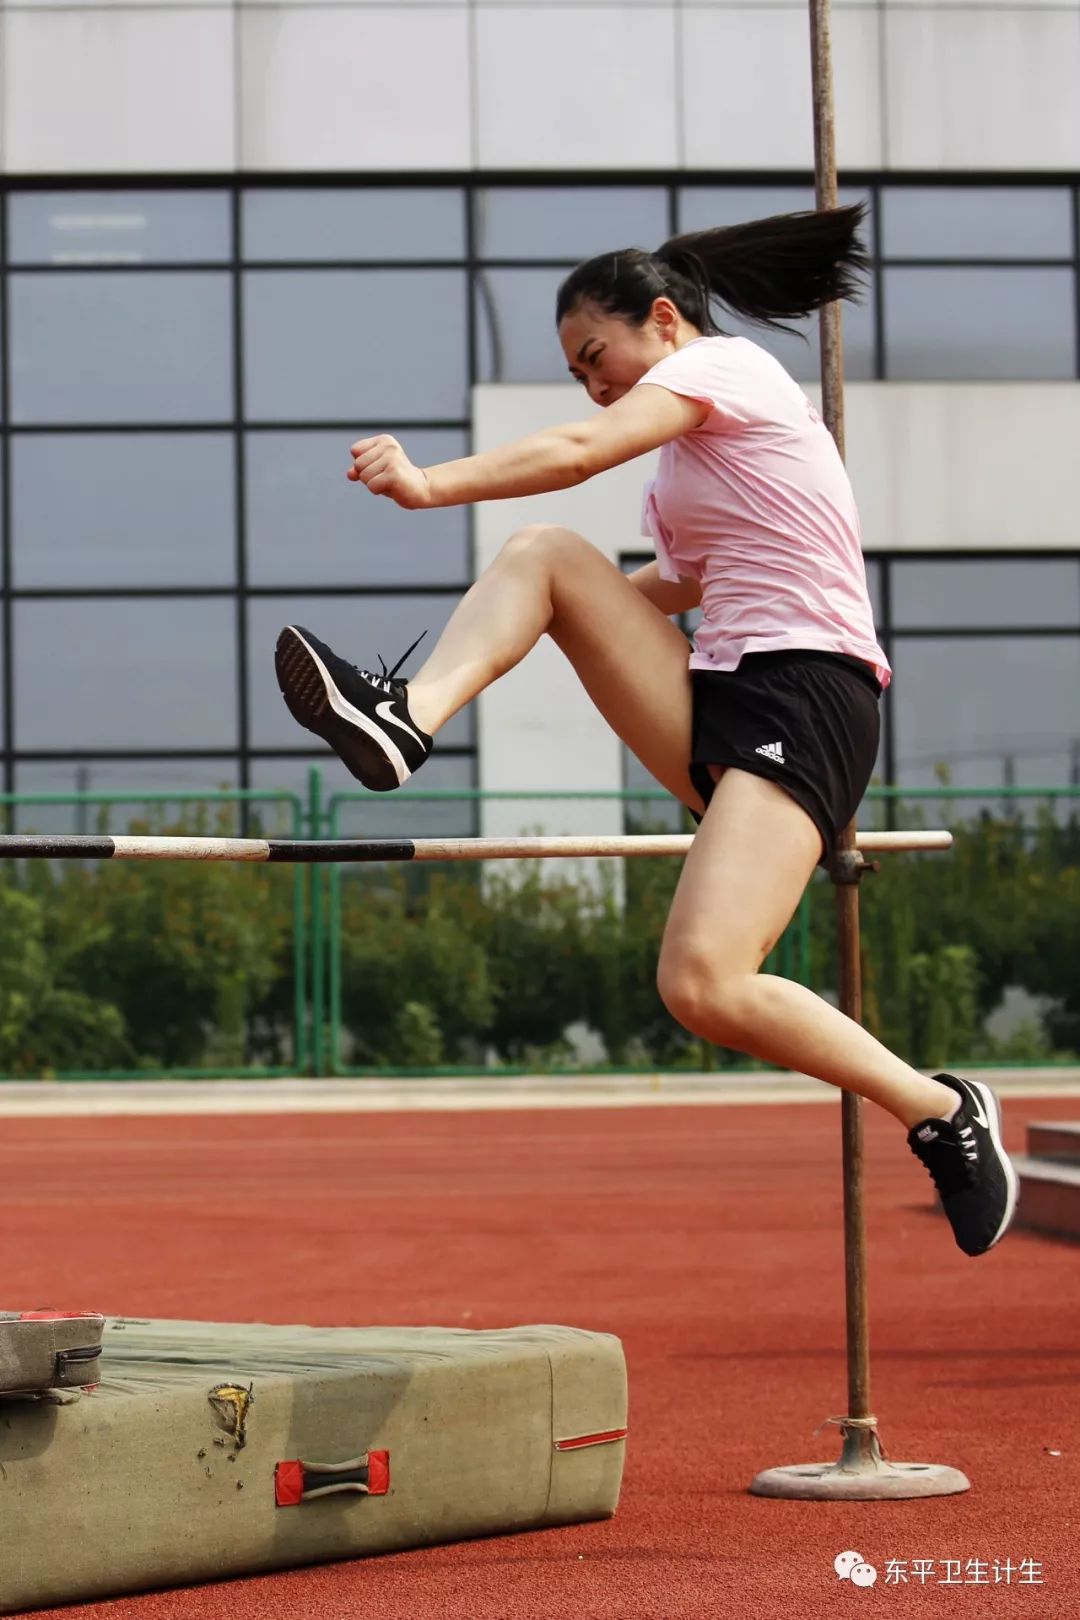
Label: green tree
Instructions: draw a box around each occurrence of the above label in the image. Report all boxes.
[338,867,493,1064]
[17,804,296,1070]
[0,880,131,1074]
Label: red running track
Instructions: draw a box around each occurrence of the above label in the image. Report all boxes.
[6,1096,1080,1620]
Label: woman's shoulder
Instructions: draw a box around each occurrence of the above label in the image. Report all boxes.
[650,334,794,386]
[645,335,808,431]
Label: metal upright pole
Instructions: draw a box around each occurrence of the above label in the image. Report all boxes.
[809,0,846,456]
[807,0,879,1462]
[749,0,969,1500]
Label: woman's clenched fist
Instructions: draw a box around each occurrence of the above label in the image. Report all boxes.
[347,435,433,510]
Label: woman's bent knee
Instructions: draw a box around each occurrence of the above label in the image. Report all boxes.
[657,949,756,1044]
[500,523,589,565]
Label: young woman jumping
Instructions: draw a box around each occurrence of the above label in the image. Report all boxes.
[275,206,1018,1258]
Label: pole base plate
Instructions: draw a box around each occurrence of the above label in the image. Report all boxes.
[749,1460,971,1500]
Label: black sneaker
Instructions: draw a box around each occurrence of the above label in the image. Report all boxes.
[908,1073,1020,1257]
[275,625,432,792]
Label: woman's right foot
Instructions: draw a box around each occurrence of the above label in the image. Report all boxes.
[907,1073,1019,1257]
[274,625,432,792]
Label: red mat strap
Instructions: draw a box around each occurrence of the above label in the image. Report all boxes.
[554,1427,628,1452]
[17,1311,103,1322]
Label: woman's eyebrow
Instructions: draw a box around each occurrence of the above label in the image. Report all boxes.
[576,338,600,362]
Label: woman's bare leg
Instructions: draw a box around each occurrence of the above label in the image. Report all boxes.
[404,521,955,1128]
[405,523,705,809]
[656,768,959,1128]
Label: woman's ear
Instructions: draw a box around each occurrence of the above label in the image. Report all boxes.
[651,295,681,342]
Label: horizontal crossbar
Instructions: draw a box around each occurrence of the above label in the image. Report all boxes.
[0,831,952,864]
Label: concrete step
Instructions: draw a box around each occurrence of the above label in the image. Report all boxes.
[1026,1121,1080,1165]
[1012,1155,1080,1243]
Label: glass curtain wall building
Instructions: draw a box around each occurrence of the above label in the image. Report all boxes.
[2,177,1079,828]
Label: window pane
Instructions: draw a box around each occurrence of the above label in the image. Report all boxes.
[12,758,243,835]
[243,270,467,420]
[476,187,669,261]
[717,300,876,384]
[243,188,465,263]
[245,430,468,586]
[15,599,238,750]
[864,557,882,623]
[10,272,233,424]
[8,190,232,265]
[475,268,568,383]
[13,434,235,588]
[892,560,1080,630]
[883,268,1075,380]
[677,186,875,253]
[679,185,815,231]
[890,637,1080,789]
[881,187,1072,261]
[246,594,474,749]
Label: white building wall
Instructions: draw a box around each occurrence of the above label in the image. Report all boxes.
[4,0,1080,175]
[882,7,1080,170]
[846,384,1080,552]
[3,6,238,174]
[474,380,1080,819]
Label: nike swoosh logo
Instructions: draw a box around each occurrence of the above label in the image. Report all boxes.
[962,1085,989,1128]
[375,700,426,748]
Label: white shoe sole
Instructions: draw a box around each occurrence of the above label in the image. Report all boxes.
[956,1076,1020,1251]
[276,627,410,790]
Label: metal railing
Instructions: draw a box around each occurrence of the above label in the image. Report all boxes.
[2,770,1078,1079]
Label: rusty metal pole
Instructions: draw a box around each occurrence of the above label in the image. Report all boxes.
[807,0,878,1471]
[809,0,846,455]
[749,0,969,1500]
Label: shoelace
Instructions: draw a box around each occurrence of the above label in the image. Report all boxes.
[909,1117,979,1198]
[357,630,427,696]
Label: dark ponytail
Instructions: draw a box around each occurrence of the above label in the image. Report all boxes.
[555,204,869,336]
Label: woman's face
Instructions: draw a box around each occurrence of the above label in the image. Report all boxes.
[558,297,693,408]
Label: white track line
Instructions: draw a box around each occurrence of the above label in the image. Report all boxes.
[2,1071,1079,1119]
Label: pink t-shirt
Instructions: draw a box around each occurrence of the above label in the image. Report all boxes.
[637,335,891,687]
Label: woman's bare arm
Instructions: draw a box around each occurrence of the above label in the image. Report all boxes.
[347,385,710,510]
[626,560,702,616]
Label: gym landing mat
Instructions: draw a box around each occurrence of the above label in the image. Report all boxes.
[0,1316,627,1613]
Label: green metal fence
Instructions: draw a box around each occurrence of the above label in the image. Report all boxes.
[317,775,1080,1078]
[2,771,1078,1079]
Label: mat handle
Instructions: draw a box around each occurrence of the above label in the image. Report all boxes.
[275,1451,390,1507]
[0,1310,105,1394]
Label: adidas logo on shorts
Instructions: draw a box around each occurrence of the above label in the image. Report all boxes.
[755,741,786,765]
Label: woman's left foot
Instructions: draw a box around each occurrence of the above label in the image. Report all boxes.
[908,1073,1020,1257]
[275,625,432,792]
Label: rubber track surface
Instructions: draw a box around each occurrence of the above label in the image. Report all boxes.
[6,1098,1079,1619]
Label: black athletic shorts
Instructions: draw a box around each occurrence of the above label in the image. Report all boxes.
[688,649,883,862]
